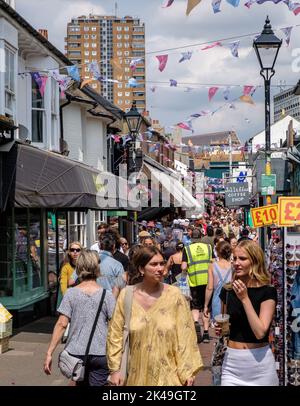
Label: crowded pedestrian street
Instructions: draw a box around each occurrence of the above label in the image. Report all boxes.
[0,0,300,393]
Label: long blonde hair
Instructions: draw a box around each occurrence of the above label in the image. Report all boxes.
[236,240,271,285]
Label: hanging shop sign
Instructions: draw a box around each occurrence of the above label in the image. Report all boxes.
[278,197,300,227]
[250,204,278,228]
[225,182,249,208]
[261,174,276,196]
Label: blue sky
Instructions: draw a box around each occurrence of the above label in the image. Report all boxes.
[16,0,300,143]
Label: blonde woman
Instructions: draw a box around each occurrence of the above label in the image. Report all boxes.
[217,240,278,386]
[59,241,82,296]
[44,250,116,386]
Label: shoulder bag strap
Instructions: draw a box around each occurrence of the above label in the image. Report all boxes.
[120,285,134,378]
[83,289,106,365]
[123,285,134,335]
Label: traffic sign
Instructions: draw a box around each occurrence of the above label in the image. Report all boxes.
[250,204,278,228]
[278,197,300,226]
[261,174,276,196]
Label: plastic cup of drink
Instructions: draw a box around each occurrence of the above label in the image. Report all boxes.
[214,314,230,336]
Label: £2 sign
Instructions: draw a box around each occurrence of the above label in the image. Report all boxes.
[250,204,278,228]
[278,197,300,226]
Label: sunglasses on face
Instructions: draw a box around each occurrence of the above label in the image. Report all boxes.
[70,248,81,253]
[121,242,128,246]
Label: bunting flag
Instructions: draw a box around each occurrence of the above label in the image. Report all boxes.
[31,72,48,97]
[112,135,121,143]
[66,65,80,82]
[170,79,178,87]
[223,86,230,100]
[186,0,202,16]
[281,26,293,46]
[128,78,138,87]
[257,0,282,3]
[150,86,157,92]
[191,110,211,118]
[226,0,240,6]
[179,51,193,63]
[208,86,219,101]
[250,86,257,96]
[162,0,175,7]
[286,2,300,15]
[201,41,221,50]
[240,95,255,104]
[229,41,240,57]
[130,58,144,71]
[51,70,71,93]
[212,0,222,12]
[177,121,193,131]
[156,54,169,72]
[243,85,255,96]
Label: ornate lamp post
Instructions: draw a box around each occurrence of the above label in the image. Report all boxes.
[253,16,282,206]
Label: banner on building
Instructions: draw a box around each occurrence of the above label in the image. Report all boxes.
[225,182,249,207]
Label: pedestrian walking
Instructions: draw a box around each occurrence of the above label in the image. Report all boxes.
[165,241,184,284]
[217,240,278,386]
[204,241,233,320]
[181,238,212,343]
[107,246,203,386]
[44,250,116,386]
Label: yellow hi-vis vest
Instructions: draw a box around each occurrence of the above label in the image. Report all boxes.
[185,243,212,287]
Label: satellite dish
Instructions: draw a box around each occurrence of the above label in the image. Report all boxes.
[18,124,29,140]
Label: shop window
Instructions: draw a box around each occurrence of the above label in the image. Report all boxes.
[68,212,86,247]
[0,213,13,297]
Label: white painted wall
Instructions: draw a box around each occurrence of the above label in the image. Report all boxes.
[85,117,106,170]
[63,104,83,161]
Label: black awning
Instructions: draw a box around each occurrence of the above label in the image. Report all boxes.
[137,205,175,221]
[2,142,139,211]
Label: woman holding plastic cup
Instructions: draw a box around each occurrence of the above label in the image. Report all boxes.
[216,240,278,386]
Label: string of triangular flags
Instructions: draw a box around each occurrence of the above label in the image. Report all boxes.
[162,0,300,16]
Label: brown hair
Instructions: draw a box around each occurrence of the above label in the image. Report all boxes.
[236,240,271,285]
[216,241,232,261]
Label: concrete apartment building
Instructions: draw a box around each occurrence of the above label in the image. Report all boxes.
[65,14,146,113]
[273,87,300,123]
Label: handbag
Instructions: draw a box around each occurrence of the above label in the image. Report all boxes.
[119,285,134,382]
[58,289,106,381]
[173,272,191,300]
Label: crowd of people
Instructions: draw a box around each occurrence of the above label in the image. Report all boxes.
[43,207,278,387]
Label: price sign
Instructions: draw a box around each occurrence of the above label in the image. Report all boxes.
[278,197,300,226]
[250,204,278,228]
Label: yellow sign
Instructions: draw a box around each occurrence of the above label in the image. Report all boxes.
[278,197,300,226]
[250,204,278,228]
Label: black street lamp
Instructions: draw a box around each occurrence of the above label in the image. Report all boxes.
[124,101,143,174]
[253,16,282,205]
[124,101,143,244]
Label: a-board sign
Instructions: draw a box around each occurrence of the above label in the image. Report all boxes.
[278,197,300,226]
[225,182,249,207]
[251,204,278,228]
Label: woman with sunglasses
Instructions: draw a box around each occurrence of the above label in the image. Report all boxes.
[59,242,82,297]
[217,240,278,386]
[107,246,203,386]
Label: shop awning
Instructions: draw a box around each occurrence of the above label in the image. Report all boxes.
[142,161,201,210]
[2,141,140,211]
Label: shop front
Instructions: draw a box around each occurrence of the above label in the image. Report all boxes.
[0,141,135,324]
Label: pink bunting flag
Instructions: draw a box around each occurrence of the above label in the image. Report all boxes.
[177,121,193,131]
[31,72,48,97]
[156,55,169,72]
[201,41,222,50]
[243,85,255,96]
[208,86,219,101]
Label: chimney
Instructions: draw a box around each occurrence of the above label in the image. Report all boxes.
[38,29,48,40]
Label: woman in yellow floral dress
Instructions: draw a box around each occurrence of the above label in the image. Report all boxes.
[107,246,203,386]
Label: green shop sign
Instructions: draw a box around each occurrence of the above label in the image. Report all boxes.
[107,211,128,217]
[261,174,276,196]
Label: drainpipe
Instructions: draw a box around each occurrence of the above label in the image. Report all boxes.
[59,96,71,154]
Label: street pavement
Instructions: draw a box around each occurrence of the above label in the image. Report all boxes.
[0,316,215,386]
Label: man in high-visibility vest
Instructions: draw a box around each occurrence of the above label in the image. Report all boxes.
[181,237,212,343]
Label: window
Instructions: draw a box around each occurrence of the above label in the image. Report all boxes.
[118,100,122,104]
[118,83,122,88]
[91,34,97,39]
[84,51,89,56]
[84,34,89,39]
[118,92,123,96]
[124,27,129,31]
[4,47,16,116]
[124,51,129,56]
[69,212,87,247]
[84,26,89,31]
[92,43,97,48]
[125,67,130,72]
[125,92,130,96]
[70,27,80,32]
[92,51,97,56]
[51,78,58,149]
[91,26,97,31]
[125,100,130,105]
[124,35,129,40]
[84,59,90,63]
[84,42,89,48]
[92,83,97,89]
[117,34,122,39]
[117,43,122,48]
[32,76,45,143]
[117,26,122,31]
[117,51,122,56]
